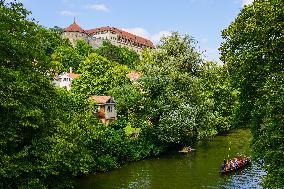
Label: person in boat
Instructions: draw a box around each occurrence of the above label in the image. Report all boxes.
[234,158,239,168]
[186,146,195,152]
[231,159,237,170]
[237,157,243,167]
[220,164,226,172]
[220,159,227,172]
[222,159,234,172]
[187,146,192,152]
[225,159,230,171]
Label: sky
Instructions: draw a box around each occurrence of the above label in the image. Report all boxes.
[12,0,253,62]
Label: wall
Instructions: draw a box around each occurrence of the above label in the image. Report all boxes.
[104,104,117,120]
[62,32,89,46]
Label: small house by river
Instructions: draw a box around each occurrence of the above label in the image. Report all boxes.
[90,96,117,124]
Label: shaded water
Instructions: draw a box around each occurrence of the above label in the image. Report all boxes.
[77,130,266,189]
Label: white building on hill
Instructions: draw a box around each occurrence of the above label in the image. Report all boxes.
[53,72,80,90]
[62,21,155,54]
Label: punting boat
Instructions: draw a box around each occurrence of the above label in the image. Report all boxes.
[219,156,251,174]
[179,146,196,153]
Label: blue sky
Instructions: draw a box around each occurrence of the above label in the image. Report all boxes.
[15,0,253,62]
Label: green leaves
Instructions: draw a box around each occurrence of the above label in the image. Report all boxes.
[71,53,129,97]
[51,40,94,73]
[0,2,100,188]
[0,2,64,74]
[95,41,140,68]
[51,44,81,73]
[113,33,228,147]
[220,0,284,187]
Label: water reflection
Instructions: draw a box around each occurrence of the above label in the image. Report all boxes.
[77,130,266,189]
[219,161,266,189]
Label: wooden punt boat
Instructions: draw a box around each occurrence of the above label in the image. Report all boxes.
[179,147,196,153]
[219,156,251,174]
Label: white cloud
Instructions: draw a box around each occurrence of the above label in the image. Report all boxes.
[85,4,110,12]
[122,27,171,44]
[60,10,79,17]
[242,0,254,6]
[151,31,171,43]
[123,27,220,62]
[123,27,149,39]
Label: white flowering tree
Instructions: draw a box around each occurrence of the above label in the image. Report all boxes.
[112,32,223,147]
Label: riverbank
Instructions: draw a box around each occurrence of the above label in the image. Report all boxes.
[76,129,266,189]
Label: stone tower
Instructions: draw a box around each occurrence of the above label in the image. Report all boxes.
[62,20,89,46]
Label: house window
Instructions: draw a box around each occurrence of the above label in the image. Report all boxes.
[107,106,113,112]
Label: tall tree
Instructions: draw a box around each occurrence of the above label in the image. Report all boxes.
[113,33,219,147]
[71,53,129,97]
[198,61,238,133]
[51,44,81,73]
[220,0,284,187]
[95,41,140,68]
[0,1,63,73]
[0,2,99,188]
[75,39,94,57]
[51,40,94,73]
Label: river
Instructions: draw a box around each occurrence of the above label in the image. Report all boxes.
[76,129,266,189]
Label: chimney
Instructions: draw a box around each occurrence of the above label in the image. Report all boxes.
[69,67,73,73]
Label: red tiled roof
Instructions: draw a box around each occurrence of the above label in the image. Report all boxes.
[64,21,85,33]
[89,96,112,104]
[86,27,155,48]
[65,72,81,78]
[127,71,141,81]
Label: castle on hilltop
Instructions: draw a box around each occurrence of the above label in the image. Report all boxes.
[62,21,155,54]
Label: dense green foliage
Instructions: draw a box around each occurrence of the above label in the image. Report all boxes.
[0,1,62,73]
[95,41,140,68]
[0,1,98,188]
[0,2,158,188]
[5,0,277,188]
[71,53,129,97]
[51,40,94,73]
[0,72,97,188]
[220,0,284,188]
[198,62,239,133]
[112,33,235,148]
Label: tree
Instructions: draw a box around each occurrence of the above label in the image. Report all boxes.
[49,26,64,35]
[51,44,81,73]
[51,40,94,73]
[0,2,99,188]
[75,39,94,57]
[143,32,202,74]
[141,33,218,142]
[95,41,140,68]
[220,0,284,187]
[71,53,129,97]
[0,1,65,74]
[198,61,239,133]
[112,33,219,148]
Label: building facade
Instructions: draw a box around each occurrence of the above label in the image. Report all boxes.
[89,96,117,124]
[62,21,155,54]
[53,72,80,90]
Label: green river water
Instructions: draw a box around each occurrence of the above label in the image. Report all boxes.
[77,129,266,189]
